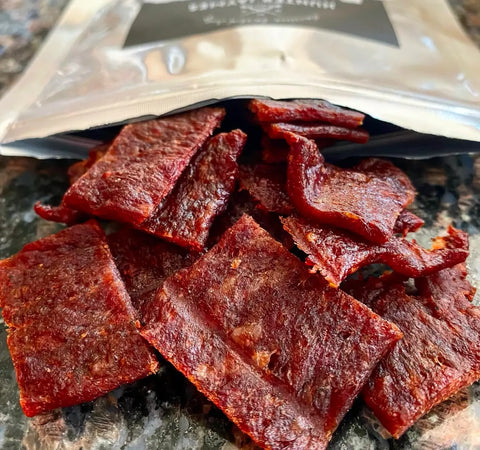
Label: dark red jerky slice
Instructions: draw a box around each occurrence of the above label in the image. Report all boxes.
[286,134,415,244]
[0,221,159,417]
[265,122,370,144]
[282,215,469,287]
[238,163,293,215]
[142,215,402,449]
[260,135,290,164]
[393,209,424,236]
[34,201,87,226]
[208,190,293,249]
[107,227,197,318]
[67,143,110,185]
[249,99,365,128]
[63,107,225,225]
[140,129,246,251]
[344,266,480,439]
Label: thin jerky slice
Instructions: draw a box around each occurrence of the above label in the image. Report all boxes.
[282,215,468,287]
[345,266,480,438]
[34,201,87,225]
[0,221,159,417]
[286,134,416,244]
[249,99,365,128]
[238,163,293,215]
[63,107,225,225]
[67,143,110,185]
[142,215,402,449]
[393,210,424,236]
[140,129,246,251]
[265,122,369,144]
[108,227,197,317]
[260,135,332,164]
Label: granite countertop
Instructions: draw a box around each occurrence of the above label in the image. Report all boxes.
[0,0,480,97]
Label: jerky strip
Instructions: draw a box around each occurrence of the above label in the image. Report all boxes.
[393,209,424,236]
[140,129,246,251]
[108,227,197,317]
[142,215,402,449]
[0,221,159,417]
[238,163,293,215]
[265,122,369,144]
[282,215,468,287]
[286,134,415,244]
[63,107,225,225]
[249,99,365,128]
[68,143,110,185]
[34,202,87,226]
[345,266,480,438]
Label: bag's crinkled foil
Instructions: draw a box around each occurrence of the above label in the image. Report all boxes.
[0,0,480,154]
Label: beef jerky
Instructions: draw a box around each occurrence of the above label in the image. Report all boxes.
[345,266,480,439]
[286,134,416,244]
[260,135,332,164]
[249,99,365,128]
[67,143,110,185]
[265,122,369,144]
[140,129,246,251]
[238,163,293,215]
[34,201,87,226]
[207,190,293,249]
[63,107,225,225]
[282,215,468,287]
[0,221,159,417]
[142,215,402,449]
[393,209,424,236]
[108,227,197,317]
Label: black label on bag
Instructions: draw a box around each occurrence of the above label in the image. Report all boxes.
[124,0,398,47]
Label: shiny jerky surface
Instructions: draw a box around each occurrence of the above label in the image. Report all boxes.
[0,153,479,449]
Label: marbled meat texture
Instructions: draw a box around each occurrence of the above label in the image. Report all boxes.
[249,99,365,128]
[265,122,369,144]
[140,129,246,251]
[0,221,159,417]
[63,107,225,225]
[108,227,197,317]
[282,216,469,287]
[141,215,402,450]
[344,265,479,438]
[286,134,415,244]
[238,163,293,215]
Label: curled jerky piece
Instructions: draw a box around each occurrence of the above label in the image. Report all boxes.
[63,107,225,225]
[286,134,416,244]
[0,221,159,417]
[282,215,468,287]
[249,99,365,128]
[140,129,246,251]
[393,209,424,236]
[265,122,369,144]
[34,202,87,225]
[238,163,293,215]
[345,266,480,439]
[142,215,401,449]
[108,227,197,317]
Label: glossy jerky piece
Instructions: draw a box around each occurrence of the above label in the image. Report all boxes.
[238,163,293,215]
[249,99,365,128]
[67,143,110,185]
[393,209,424,236]
[265,122,369,144]
[345,266,480,439]
[286,134,415,244]
[108,227,197,317]
[63,107,225,225]
[260,135,290,164]
[282,215,469,287]
[34,201,87,225]
[140,130,246,251]
[142,215,402,449]
[0,221,159,417]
